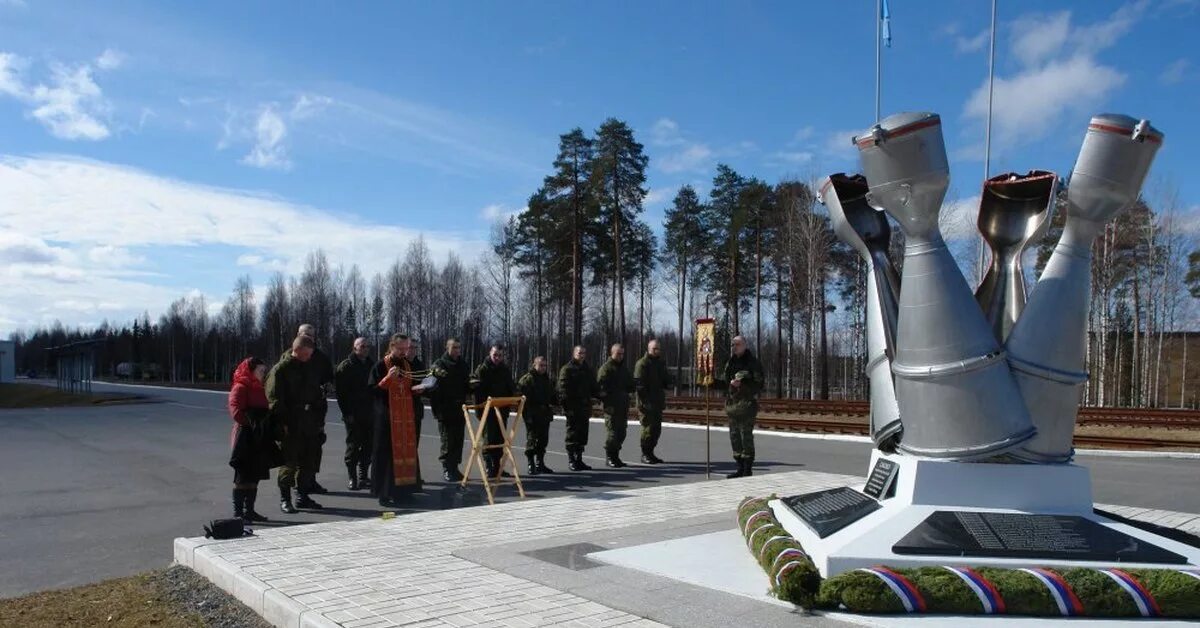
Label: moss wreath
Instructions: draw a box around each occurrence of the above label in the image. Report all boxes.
[737,495,1200,618]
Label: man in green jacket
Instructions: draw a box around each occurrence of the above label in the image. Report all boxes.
[558,345,601,471]
[517,356,555,475]
[334,337,373,491]
[597,343,634,468]
[723,335,764,478]
[472,344,516,478]
[633,339,673,464]
[268,335,323,513]
[430,338,471,481]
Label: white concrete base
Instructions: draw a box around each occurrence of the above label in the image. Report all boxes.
[769,451,1200,577]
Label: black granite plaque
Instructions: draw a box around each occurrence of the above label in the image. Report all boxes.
[782,487,881,539]
[894,511,1188,564]
[863,458,898,500]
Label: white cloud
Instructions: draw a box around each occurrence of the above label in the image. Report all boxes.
[957,29,990,53]
[962,3,1144,153]
[823,129,859,162]
[648,117,715,174]
[1161,58,1190,84]
[479,203,523,222]
[793,126,815,142]
[771,151,814,165]
[240,106,291,170]
[95,48,125,71]
[650,118,683,147]
[0,51,117,140]
[644,187,673,207]
[290,93,331,120]
[0,155,488,333]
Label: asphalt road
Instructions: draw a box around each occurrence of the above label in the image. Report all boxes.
[1,380,1197,598]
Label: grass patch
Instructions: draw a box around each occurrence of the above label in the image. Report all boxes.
[0,383,142,409]
[0,565,270,628]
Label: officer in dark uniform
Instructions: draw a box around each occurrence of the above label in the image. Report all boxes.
[268,335,324,513]
[633,338,673,464]
[472,344,515,478]
[430,338,471,481]
[335,337,373,490]
[517,356,555,475]
[558,345,601,471]
[723,335,764,478]
[295,323,334,494]
[597,343,634,468]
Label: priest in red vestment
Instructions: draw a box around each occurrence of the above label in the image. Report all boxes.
[369,333,428,506]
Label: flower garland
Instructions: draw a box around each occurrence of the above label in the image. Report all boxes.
[737,495,1200,618]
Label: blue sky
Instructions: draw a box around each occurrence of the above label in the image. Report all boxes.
[1,0,1198,334]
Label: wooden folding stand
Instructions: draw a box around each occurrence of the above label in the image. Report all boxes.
[460,396,527,505]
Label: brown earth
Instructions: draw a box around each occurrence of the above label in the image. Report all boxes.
[0,383,142,409]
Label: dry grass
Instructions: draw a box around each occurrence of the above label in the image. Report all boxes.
[0,572,200,628]
[0,383,141,409]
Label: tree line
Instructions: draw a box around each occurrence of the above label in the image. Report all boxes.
[9,118,1200,406]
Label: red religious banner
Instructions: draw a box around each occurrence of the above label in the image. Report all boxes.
[695,318,715,387]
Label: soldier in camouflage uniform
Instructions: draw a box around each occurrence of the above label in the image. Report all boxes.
[633,339,673,464]
[334,337,373,491]
[429,338,471,481]
[472,345,516,479]
[558,345,601,471]
[517,356,555,475]
[723,335,763,478]
[597,343,634,468]
[268,335,324,513]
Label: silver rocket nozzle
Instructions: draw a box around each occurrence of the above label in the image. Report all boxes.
[854,112,949,240]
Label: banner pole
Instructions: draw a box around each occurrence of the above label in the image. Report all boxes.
[705,382,711,479]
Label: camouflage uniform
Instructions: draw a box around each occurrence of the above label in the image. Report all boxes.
[429,353,471,472]
[334,352,374,484]
[516,368,555,459]
[633,353,673,457]
[267,353,323,496]
[472,358,515,471]
[597,358,634,457]
[723,350,764,465]
[557,359,599,459]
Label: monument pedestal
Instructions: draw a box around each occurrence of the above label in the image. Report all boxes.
[770,451,1200,577]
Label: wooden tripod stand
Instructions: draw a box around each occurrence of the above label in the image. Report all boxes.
[461,396,527,505]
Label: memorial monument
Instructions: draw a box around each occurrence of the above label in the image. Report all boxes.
[769,111,1197,578]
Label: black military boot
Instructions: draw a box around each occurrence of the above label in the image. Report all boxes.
[279,486,298,514]
[536,453,554,474]
[643,451,664,464]
[742,458,754,477]
[567,450,583,471]
[232,488,246,520]
[244,488,269,523]
[358,463,371,489]
[526,453,539,476]
[295,490,324,510]
[726,459,745,479]
[309,480,329,495]
[605,454,626,468]
[576,451,593,471]
[347,463,360,491]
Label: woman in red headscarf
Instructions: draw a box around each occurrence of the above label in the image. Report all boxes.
[228,356,277,522]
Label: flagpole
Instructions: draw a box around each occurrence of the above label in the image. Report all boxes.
[875,0,882,122]
[978,0,998,285]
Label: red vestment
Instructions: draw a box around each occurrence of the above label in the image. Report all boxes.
[377,355,419,486]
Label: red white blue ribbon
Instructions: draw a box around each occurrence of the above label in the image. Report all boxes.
[1099,569,1160,617]
[746,522,775,547]
[857,567,927,613]
[757,536,792,561]
[1178,569,1200,583]
[942,566,1006,614]
[770,547,807,573]
[1018,568,1084,616]
[775,561,807,587]
[741,510,771,535]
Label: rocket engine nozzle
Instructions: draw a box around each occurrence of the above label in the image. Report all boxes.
[820,173,902,448]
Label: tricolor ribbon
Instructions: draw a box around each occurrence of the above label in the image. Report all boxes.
[1018,568,1084,617]
[770,548,808,573]
[775,561,807,587]
[741,510,771,535]
[1179,569,1200,583]
[857,567,927,613]
[942,566,1006,614]
[757,536,792,562]
[1099,569,1160,617]
[746,522,775,547]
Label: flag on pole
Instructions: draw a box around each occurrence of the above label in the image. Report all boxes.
[881,0,892,48]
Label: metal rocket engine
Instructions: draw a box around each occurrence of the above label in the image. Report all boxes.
[1006,114,1163,463]
[974,171,1057,343]
[853,112,1035,460]
[819,173,902,449]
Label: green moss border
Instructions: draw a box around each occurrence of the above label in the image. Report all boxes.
[737,495,1200,618]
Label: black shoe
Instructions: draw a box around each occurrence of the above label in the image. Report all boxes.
[244,489,269,522]
[358,464,371,489]
[605,456,626,468]
[726,460,745,479]
[309,481,329,495]
[527,458,539,476]
[280,496,298,514]
[644,453,664,464]
[295,494,324,510]
[233,488,246,520]
[576,456,593,471]
[536,455,554,474]
[347,465,360,491]
[743,459,754,477]
[378,497,395,508]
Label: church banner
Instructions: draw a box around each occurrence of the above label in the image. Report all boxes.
[695,318,715,387]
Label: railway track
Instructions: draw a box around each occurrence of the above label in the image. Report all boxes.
[655,407,1200,451]
[661,396,1200,429]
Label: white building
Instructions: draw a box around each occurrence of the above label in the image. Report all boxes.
[0,340,13,383]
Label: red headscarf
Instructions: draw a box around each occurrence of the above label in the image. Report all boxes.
[229,357,268,426]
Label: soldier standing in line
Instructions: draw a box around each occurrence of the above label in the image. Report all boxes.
[429,338,471,481]
[633,339,673,464]
[517,355,555,475]
[597,343,634,468]
[558,345,601,471]
[267,335,324,513]
[295,323,334,494]
[334,337,373,491]
[472,344,516,479]
[723,335,764,479]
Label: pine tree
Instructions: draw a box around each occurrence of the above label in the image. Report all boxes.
[663,184,706,387]
[701,164,753,334]
[592,118,649,344]
[542,128,598,345]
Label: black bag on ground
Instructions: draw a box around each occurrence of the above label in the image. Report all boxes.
[204,518,250,539]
